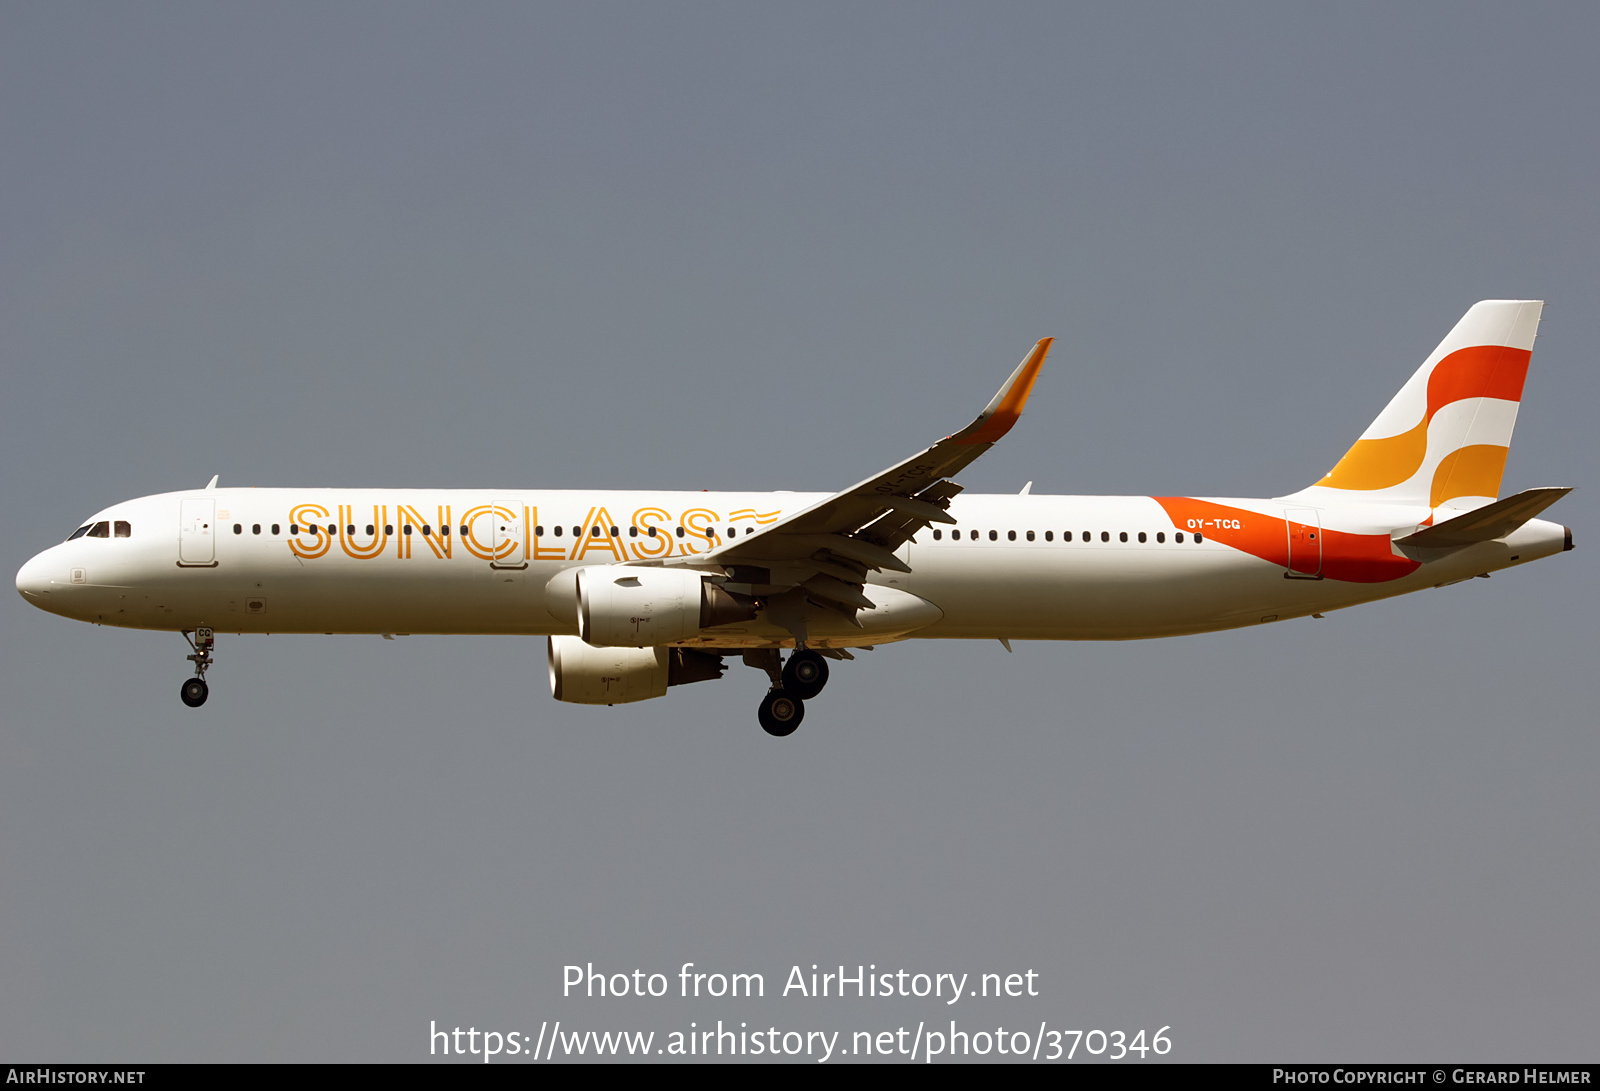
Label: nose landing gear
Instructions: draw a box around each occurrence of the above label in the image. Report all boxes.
[180,677,209,707]
[180,628,214,708]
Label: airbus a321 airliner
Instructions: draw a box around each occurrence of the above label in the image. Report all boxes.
[16,300,1573,736]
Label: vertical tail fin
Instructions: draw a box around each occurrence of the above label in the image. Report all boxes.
[1288,300,1543,511]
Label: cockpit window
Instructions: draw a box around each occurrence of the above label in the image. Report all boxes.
[87,521,111,538]
[67,524,93,541]
[115,520,132,538]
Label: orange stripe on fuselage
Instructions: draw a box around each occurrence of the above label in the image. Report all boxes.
[1152,498,1419,584]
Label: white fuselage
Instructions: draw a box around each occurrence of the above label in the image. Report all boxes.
[14,487,1569,647]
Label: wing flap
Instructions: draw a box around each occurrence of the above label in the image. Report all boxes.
[803,573,878,611]
[857,480,966,551]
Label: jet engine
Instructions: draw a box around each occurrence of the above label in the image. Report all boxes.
[548,636,726,705]
[576,566,755,647]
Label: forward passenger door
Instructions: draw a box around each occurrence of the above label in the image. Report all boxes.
[178,498,216,566]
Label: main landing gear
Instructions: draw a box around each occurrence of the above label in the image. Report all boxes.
[782,648,829,700]
[747,648,833,737]
[758,689,804,737]
[180,628,214,708]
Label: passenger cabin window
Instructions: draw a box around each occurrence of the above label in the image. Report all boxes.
[115,521,132,538]
[1137,531,1146,543]
[1157,532,1165,543]
[1100,531,1109,542]
[988,530,998,541]
[1044,531,1053,541]
[1007,530,1016,541]
[1119,532,1128,542]
[647,526,658,537]
[1175,532,1185,542]
[1194,532,1204,543]
[234,524,244,535]
[271,524,281,535]
[932,529,942,540]
[1026,530,1035,541]
[252,524,261,535]
[554,526,563,537]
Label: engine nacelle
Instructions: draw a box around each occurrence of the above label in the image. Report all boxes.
[548,636,668,705]
[576,565,754,647]
[548,636,727,705]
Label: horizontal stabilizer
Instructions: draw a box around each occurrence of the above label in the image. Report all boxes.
[1394,487,1572,549]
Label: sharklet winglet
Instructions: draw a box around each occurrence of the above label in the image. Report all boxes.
[952,338,1053,446]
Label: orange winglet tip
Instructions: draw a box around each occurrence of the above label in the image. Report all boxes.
[954,337,1053,446]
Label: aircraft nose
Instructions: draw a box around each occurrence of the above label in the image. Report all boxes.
[16,550,57,604]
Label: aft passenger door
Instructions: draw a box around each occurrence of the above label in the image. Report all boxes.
[1283,507,1322,579]
[178,498,217,566]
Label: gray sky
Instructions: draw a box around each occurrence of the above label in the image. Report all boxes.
[3,2,1596,1062]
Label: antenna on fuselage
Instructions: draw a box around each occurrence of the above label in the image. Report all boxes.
[204,475,218,491]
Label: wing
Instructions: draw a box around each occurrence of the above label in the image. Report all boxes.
[664,338,1054,633]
